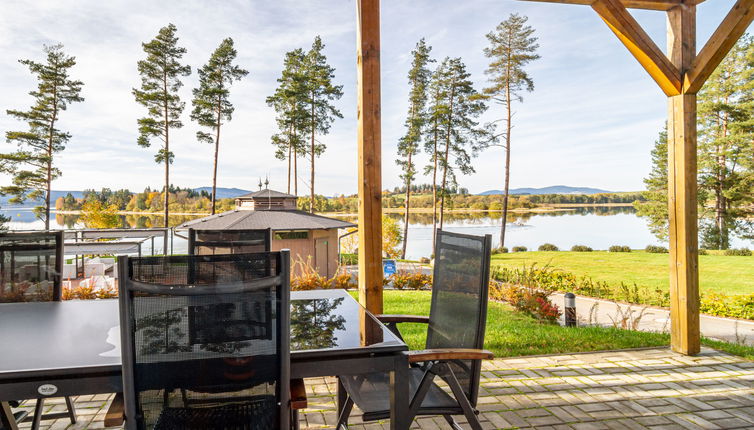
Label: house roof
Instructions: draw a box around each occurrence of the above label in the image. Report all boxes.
[235,189,297,199]
[177,209,356,231]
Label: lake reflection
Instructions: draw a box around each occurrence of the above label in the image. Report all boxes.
[4,206,748,260]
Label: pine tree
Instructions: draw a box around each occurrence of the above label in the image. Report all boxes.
[133,23,191,246]
[397,39,433,259]
[303,36,343,212]
[191,38,248,215]
[0,44,84,229]
[697,35,753,249]
[424,61,450,249]
[481,13,540,249]
[432,58,488,232]
[267,48,308,195]
[634,128,670,241]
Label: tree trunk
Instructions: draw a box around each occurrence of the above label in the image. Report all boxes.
[44,84,59,231]
[401,150,413,260]
[439,82,456,231]
[500,40,513,250]
[287,124,292,194]
[163,72,170,254]
[211,99,222,215]
[310,94,316,213]
[431,119,439,251]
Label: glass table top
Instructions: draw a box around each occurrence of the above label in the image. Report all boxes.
[290,289,406,358]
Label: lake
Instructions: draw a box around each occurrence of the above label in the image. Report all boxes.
[2,207,749,260]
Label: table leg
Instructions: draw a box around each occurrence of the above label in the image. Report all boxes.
[1,402,20,430]
[389,352,410,430]
[337,377,346,415]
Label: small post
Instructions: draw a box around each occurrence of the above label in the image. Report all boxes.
[564,292,577,327]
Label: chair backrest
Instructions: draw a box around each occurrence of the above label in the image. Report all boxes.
[426,230,492,407]
[119,252,290,430]
[188,228,271,256]
[0,231,63,302]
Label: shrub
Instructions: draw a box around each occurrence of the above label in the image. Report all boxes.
[492,283,561,323]
[645,245,668,254]
[538,243,559,252]
[492,246,509,254]
[470,202,488,211]
[701,293,754,320]
[419,257,431,264]
[570,245,593,252]
[331,271,357,290]
[724,248,752,256]
[512,246,528,253]
[340,253,358,265]
[390,271,432,290]
[62,284,118,300]
[609,245,631,253]
[699,249,708,255]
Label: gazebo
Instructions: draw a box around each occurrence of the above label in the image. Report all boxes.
[353,0,754,356]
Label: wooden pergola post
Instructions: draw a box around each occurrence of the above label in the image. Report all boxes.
[522,0,754,355]
[356,0,383,314]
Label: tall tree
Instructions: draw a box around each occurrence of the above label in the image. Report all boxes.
[634,127,670,241]
[191,38,248,214]
[481,13,540,248]
[397,39,433,259]
[424,61,450,249]
[0,44,84,229]
[302,36,343,212]
[133,23,190,247]
[697,35,754,249]
[267,48,308,195]
[435,58,488,231]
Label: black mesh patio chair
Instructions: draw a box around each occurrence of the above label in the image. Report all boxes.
[336,230,493,430]
[118,252,291,430]
[0,231,77,430]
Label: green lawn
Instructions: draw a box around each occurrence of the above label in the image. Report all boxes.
[354,290,670,358]
[491,251,754,295]
[353,290,754,360]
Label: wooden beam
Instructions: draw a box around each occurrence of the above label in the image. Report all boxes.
[667,4,700,355]
[684,0,754,94]
[356,0,383,315]
[521,0,705,11]
[592,0,681,96]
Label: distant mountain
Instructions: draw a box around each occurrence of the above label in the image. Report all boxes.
[478,185,613,196]
[193,187,251,199]
[0,190,85,208]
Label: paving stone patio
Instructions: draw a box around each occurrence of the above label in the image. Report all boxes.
[13,347,754,429]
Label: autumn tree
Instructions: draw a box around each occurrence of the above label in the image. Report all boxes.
[1,44,84,229]
[191,38,248,214]
[481,13,540,248]
[397,39,433,259]
[267,49,308,194]
[133,23,191,249]
[302,36,343,212]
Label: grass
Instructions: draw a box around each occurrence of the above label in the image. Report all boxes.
[353,290,670,358]
[492,250,754,295]
[352,290,754,360]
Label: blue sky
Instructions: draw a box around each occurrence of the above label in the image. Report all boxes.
[0,0,746,196]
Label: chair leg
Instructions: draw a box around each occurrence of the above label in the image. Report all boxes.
[31,399,44,430]
[64,396,77,424]
[443,415,464,430]
[443,368,483,430]
[290,409,300,430]
[335,396,354,430]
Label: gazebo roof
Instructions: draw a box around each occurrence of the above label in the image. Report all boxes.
[177,209,356,231]
[236,189,297,199]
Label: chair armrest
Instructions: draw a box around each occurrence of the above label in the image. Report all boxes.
[376,314,430,324]
[407,348,494,363]
[290,378,308,410]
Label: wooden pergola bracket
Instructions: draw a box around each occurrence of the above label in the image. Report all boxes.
[592,0,681,96]
[524,0,705,12]
[684,0,754,93]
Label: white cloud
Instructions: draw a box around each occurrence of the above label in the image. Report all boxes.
[0,0,745,196]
